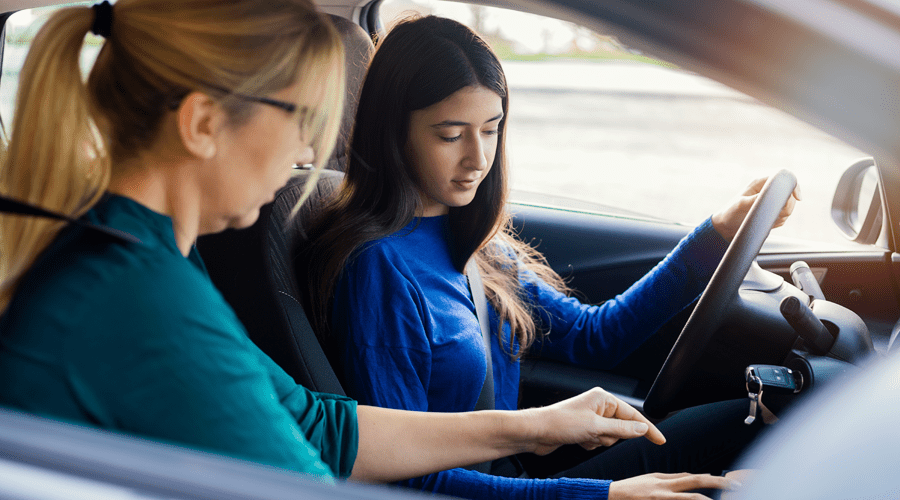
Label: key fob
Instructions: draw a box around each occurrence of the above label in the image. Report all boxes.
[746,365,801,394]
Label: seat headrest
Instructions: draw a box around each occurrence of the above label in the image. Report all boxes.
[326,14,374,172]
[268,169,344,300]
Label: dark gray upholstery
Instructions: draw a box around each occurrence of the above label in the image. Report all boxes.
[196,15,372,392]
[196,170,343,394]
[326,15,373,172]
[266,170,343,306]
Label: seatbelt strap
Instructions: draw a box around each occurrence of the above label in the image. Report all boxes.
[0,194,140,244]
[466,259,494,411]
[466,258,495,475]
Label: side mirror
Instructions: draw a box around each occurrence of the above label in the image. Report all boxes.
[831,158,884,245]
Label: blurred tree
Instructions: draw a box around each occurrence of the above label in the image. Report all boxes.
[470,5,487,35]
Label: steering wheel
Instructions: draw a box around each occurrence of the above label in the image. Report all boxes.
[642,169,798,419]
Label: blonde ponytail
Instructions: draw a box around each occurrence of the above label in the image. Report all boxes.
[0,0,344,313]
[0,6,107,312]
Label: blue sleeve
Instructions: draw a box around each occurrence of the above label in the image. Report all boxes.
[412,471,611,500]
[529,217,729,367]
[332,245,610,499]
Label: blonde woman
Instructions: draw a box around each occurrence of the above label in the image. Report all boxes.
[0,0,673,485]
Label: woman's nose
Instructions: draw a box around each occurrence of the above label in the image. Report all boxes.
[464,136,488,171]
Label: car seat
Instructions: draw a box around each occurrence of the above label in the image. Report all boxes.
[196,14,372,393]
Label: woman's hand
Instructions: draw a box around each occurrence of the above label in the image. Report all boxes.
[352,387,664,483]
[711,176,802,241]
[526,387,666,455]
[609,472,740,500]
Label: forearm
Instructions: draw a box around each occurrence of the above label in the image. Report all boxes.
[532,218,728,368]
[349,388,664,483]
[350,405,538,483]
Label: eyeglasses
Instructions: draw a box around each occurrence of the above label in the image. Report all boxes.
[222,87,315,133]
[229,90,307,117]
[166,82,315,130]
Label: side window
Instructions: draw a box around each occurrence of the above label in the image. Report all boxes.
[378,0,869,248]
[1,3,100,135]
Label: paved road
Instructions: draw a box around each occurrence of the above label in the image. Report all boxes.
[502,61,868,247]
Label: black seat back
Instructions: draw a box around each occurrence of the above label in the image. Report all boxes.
[196,170,344,393]
[196,15,372,393]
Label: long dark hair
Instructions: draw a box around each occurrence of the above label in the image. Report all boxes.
[303,15,567,358]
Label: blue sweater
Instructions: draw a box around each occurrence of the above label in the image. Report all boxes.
[332,215,728,499]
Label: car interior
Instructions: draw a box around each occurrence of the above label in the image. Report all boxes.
[2,0,900,495]
[195,0,894,477]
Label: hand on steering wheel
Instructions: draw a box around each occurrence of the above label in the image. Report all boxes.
[712,176,802,241]
[643,170,799,418]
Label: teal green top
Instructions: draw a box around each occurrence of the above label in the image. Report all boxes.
[0,195,358,480]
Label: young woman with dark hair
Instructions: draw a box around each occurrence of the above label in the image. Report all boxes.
[303,15,800,499]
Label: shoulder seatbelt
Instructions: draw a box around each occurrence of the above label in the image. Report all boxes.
[465,259,494,475]
[0,195,140,244]
[466,259,494,411]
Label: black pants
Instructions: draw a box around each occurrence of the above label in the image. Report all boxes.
[499,399,764,481]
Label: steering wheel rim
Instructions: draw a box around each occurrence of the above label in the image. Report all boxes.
[642,169,798,419]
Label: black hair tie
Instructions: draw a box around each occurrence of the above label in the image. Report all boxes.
[91,1,113,38]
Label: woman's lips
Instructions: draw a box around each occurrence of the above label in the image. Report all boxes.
[453,178,478,188]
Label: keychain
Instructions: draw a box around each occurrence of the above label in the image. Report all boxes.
[745,365,802,425]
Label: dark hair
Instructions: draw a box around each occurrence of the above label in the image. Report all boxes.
[303,15,567,358]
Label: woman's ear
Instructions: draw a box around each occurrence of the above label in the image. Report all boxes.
[176,92,225,160]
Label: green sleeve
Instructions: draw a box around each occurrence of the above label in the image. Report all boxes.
[63,261,358,479]
[258,349,359,478]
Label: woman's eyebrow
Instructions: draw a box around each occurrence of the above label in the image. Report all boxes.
[431,113,504,128]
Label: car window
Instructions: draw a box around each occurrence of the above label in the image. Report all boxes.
[2,2,873,249]
[1,2,101,136]
[378,0,871,248]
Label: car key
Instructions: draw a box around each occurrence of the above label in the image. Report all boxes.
[745,364,802,395]
[745,365,803,425]
[744,365,762,424]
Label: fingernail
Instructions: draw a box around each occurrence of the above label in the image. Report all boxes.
[795,186,803,200]
[633,422,648,434]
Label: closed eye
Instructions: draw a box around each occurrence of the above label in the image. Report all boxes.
[441,135,463,143]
